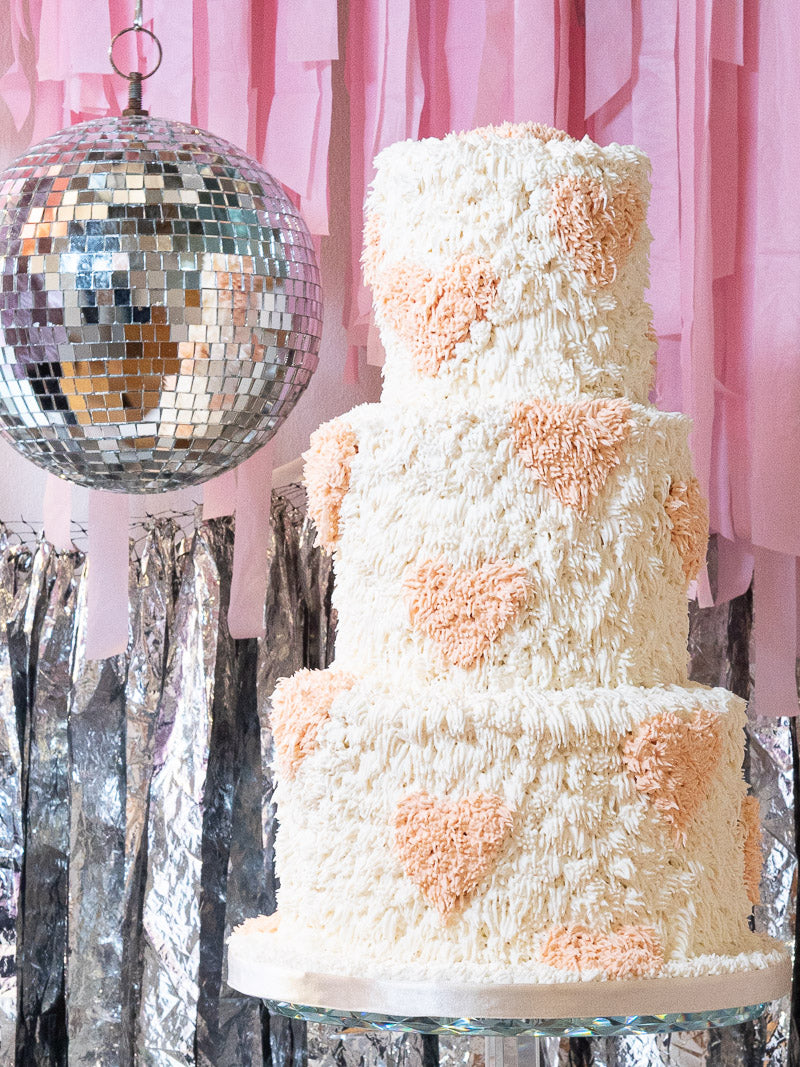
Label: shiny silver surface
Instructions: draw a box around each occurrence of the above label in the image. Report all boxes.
[0,116,322,491]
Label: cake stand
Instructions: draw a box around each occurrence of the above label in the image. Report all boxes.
[227,932,791,1062]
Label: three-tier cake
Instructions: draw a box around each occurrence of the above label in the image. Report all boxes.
[230,123,788,1008]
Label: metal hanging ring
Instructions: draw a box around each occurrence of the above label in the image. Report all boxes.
[108,25,163,81]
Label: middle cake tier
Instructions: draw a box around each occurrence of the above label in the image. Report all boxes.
[305,397,706,690]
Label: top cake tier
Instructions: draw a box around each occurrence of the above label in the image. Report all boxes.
[364,123,655,407]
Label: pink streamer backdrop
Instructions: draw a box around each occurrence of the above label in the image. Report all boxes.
[1,1,799,712]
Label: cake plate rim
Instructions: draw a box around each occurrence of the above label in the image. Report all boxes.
[226,929,791,1028]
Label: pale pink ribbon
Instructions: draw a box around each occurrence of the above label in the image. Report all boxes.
[228,442,274,640]
[86,490,130,661]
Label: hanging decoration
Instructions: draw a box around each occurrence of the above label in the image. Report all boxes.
[0,14,322,492]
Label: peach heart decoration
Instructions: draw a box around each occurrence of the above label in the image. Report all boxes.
[740,795,763,906]
[369,254,498,376]
[270,667,357,778]
[622,709,722,844]
[394,792,514,920]
[303,418,359,552]
[541,924,663,979]
[664,477,709,585]
[511,397,632,513]
[403,558,529,668]
[550,175,645,286]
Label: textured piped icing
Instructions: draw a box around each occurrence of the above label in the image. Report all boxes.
[329,399,695,689]
[267,679,781,982]
[248,124,788,988]
[365,126,655,408]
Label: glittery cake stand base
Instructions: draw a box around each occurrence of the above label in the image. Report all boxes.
[226,930,790,1037]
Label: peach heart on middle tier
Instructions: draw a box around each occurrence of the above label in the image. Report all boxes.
[402,558,529,668]
[510,397,632,514]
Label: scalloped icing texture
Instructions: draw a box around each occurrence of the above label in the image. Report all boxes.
[330,400,693,690]
[271,679,781,982]
[364,130,656,409]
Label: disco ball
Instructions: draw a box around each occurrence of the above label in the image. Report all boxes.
[0,115,323,491]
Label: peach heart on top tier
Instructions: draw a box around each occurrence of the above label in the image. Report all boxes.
[394,792,514,921]
[368,254,498,376]
[270,667,357,778]
[511,397,632,514]
[665,477,709,585]
[403,558,529,668]
[303,418,359,552]
[622,709,722,844]
[550,175,645,286]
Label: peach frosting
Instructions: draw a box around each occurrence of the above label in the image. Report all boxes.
[510,397,632,514]
[665,477,709,585]
[740,795,763,906]
[622,709,722,843]
[403,558,529,668]
[541,924,663,979]
[550,175,645,287]
[270,668,357,778]
[366,253,498,376]
[394,791,513,920]
[303,418,359,552]
[468,121,572,142]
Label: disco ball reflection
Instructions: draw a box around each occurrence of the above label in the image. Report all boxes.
[0,115,322,492]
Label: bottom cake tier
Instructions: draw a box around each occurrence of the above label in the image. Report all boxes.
[243,673,787,985]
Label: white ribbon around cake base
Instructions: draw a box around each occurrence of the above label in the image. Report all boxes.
[227,930,791,1020]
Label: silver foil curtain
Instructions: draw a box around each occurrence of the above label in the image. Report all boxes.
[0,500,794,1065]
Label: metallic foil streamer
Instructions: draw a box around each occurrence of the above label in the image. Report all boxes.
[0,534,30,1064]
[195,518,262,1066]
[66,555,128,1063]
[16,545,81,1064]
[0,117,322,493]
[138,525,221,1064]
[122,519,177,1066]
[306,1024,428,1067]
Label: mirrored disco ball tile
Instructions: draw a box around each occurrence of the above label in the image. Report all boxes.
[0,116,323,492]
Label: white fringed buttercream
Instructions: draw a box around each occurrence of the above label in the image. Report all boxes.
[331,399,693,689]
[242,125,789,995]
[366,130,655,408]
[268,679,781,982]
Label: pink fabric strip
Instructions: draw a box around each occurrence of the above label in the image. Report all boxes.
[752,548,798,718]
[512,0,556,123]
[584,0,632,118]
[147,0,194,123]
[228,442,274,640]
[0,0,32,131]
[43,474,73,552]
[633,0,681,338]
[285,0,338,63]
[715,535,753,604]
[86,490,130,661]
[205,0,252,150]
[202,470,237,521]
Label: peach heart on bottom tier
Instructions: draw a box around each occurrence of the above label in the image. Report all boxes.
[403,558,529,668]
[541,923,664,979]
[394,791,514,921]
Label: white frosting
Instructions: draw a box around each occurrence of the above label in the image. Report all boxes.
[259,126,789,990]
[271,680,777,981]
[367,131,655,408]
[332,399,693,689]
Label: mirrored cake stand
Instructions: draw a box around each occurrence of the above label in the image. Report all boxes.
[227,933,791,1062]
